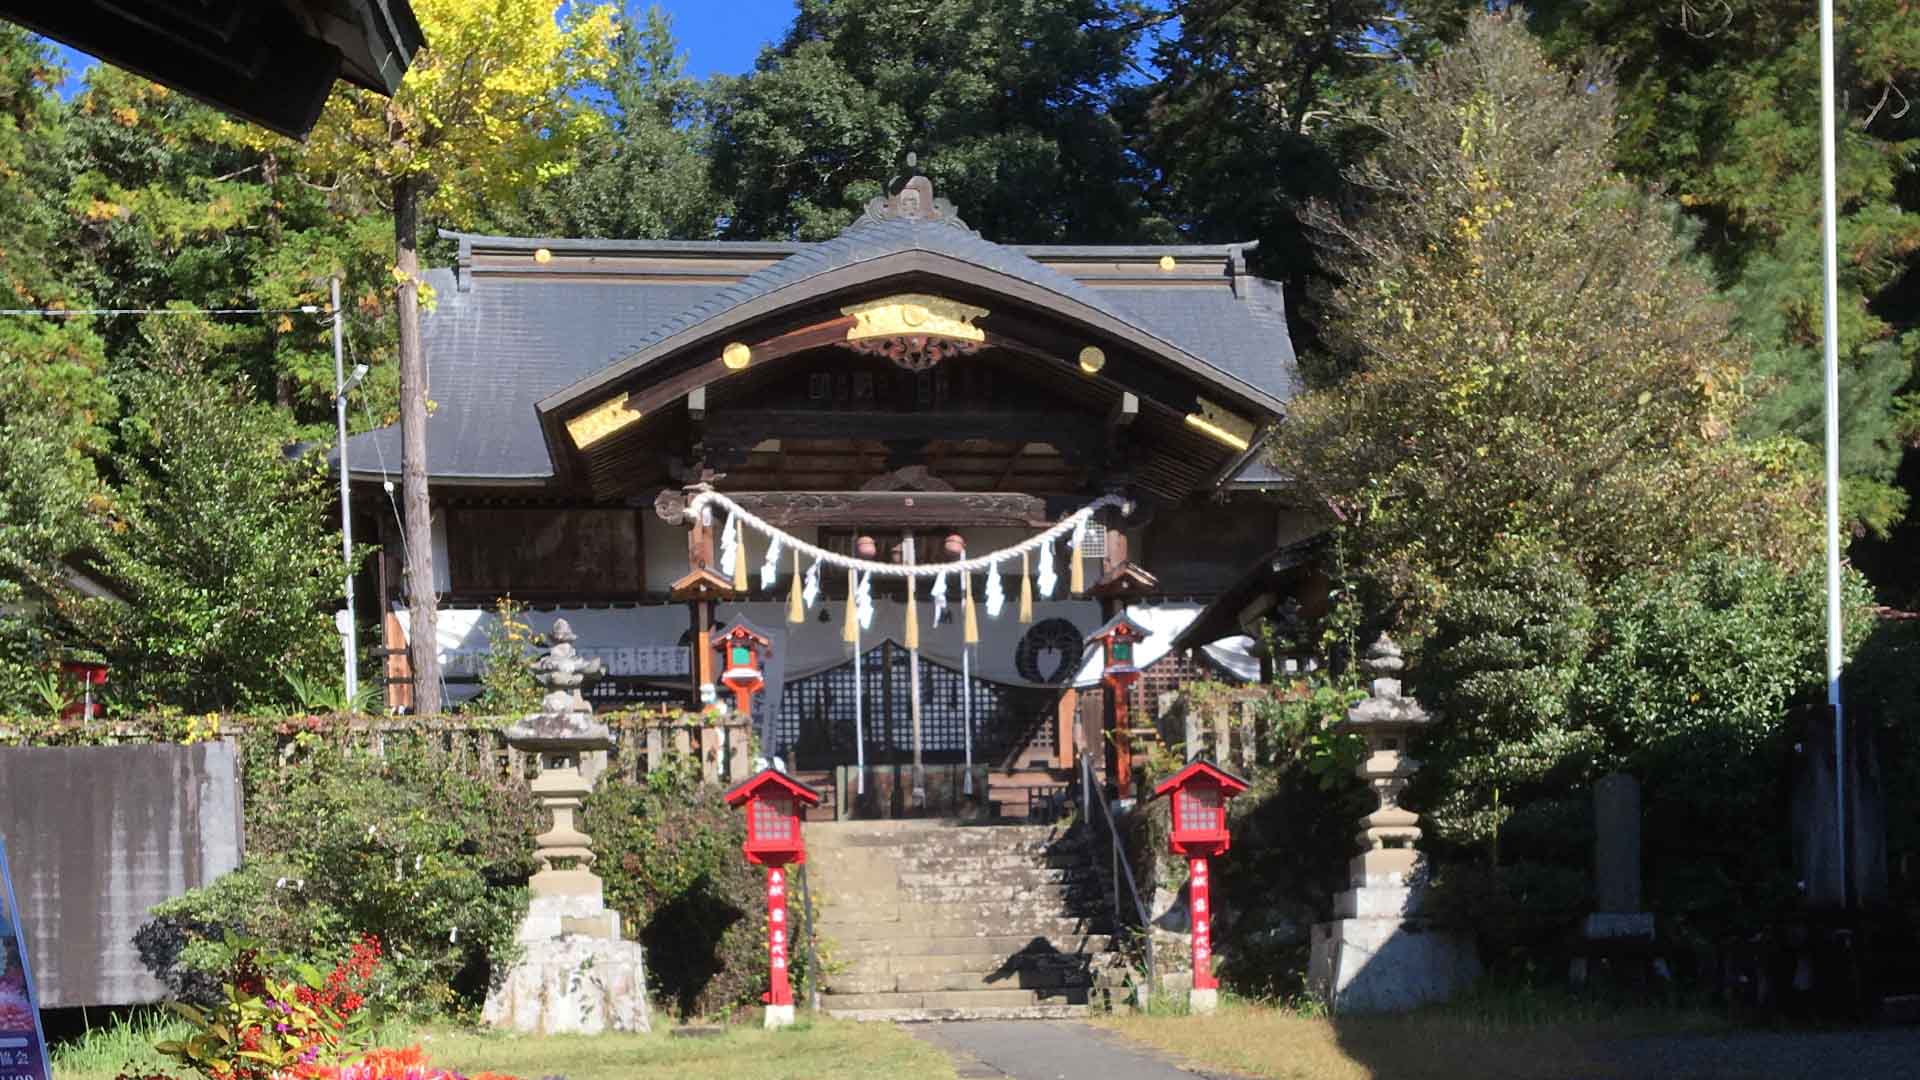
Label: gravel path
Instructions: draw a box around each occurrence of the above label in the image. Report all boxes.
[908,1020,1246,1080]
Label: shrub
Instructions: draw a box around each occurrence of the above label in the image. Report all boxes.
[583,757,816,1019]
[143,731,540,1018]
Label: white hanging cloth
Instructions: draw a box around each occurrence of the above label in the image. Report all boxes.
[718,512,741,578]
[983,559,1005,619]
[760,532,783,590]
[1037,538,1058,598]
[931,570,949,625]
[802,556,822,610]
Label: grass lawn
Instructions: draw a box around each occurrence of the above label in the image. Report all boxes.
[52,1014,954,1080]
[1096,993,1727,1080]
[411,1019,954,1080]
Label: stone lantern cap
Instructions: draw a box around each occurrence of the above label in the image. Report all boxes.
[1343,634,1432,731]
[505,618,613,753]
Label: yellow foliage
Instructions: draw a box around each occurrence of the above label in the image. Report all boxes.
[110,106,139,128]
[285,0,616,220]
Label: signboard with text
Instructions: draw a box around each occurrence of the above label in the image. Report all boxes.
[0,837,50,1080]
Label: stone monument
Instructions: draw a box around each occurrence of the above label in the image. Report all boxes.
[1308,634,1479,1012]
[482,620,650,1034]
[1586,773,1655,941]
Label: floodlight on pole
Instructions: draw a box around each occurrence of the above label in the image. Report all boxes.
[1817,0,1847,905]
[332,277,360,707]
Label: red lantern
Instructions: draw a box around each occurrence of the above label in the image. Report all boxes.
[1153,759,1250,998]
[1086,611,1150,733]
[712,620,772,721]
[724,769,824,1023]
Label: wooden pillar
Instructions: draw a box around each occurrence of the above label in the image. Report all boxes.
[670,492,732,708]
[1099,593,1129,793]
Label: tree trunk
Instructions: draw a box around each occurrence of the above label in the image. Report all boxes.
[394,175,443,716]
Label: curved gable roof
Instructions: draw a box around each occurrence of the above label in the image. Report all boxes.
[538,215,1291,422]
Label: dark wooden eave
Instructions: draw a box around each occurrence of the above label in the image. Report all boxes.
[3,0,424,139]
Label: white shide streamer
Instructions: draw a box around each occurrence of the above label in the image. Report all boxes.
[983,560,1005,618]
[931,571,949,624]
[802,556,822,609]
[1036,538,1058,598]
[718,512,741,578]
[855,572,875,631]
[760,531,783,590]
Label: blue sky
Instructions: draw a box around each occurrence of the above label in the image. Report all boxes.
[50,1,800,97]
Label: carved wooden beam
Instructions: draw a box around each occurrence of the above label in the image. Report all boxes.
[655,489,1051,527]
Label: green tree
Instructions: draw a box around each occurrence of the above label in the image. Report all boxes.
[59,64,397,424]
[0,29,113,712]
[476,5,724,240]
[1275,12,1819,616]
[1523,0,1920,539]
[707,0,1161,242]
[68,328,347,712]
[283,0,618,714]
[1119,0,1467,332]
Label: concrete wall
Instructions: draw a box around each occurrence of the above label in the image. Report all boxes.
[0,743,243,1007]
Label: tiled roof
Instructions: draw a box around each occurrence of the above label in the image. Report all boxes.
[347,226,1298,482]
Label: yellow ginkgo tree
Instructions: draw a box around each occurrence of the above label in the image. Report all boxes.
[275,0,615,714]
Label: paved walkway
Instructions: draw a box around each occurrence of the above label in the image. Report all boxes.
[906,1020,1241,1080]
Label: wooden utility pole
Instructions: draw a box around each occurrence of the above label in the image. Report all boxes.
[394,174,442,715]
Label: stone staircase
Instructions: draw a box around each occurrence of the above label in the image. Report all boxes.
[803,818,1124,1021]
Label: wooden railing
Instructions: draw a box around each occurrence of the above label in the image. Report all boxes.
[0,713,757,786]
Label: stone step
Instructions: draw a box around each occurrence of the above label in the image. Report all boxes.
[830,933,1114,959]
[897,882,1084,904]
[817,900,1106,926]
[824,1002,1091,1022]
[896,864,1088,886]
[816,914,1110,941]
[827,966,1094,995]
[819,987,1090,1013]
[841,949,1112,978]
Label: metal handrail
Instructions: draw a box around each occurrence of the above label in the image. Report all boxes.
[1078,752,1156,1010]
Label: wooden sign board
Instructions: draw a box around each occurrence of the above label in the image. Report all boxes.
[0,837,51,1080]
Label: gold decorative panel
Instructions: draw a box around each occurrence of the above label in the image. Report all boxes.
[841,294,988,344]
[566,392,643,449]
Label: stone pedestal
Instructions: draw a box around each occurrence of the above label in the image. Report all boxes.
[483,620,650,1034]
[1188,987,1218,1015]
[482,936,650,1035]
[1309,635,1479,1014]
[763,1003,795,1029]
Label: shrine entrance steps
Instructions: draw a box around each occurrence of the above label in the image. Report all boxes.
[805,819,1126,1022]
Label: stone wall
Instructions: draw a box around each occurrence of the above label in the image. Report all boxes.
[0,742,243,1007]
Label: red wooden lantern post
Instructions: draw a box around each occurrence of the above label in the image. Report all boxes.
[1153,759,1249,1014]
[1086,613,1150,792]
[712,620,772,721]
[723,768,823,1028]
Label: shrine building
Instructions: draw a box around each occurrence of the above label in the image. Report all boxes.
[344,173,1326,806]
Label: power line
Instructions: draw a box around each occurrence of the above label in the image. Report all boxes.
[0,304,327,317]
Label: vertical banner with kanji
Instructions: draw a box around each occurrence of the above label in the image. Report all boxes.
[1189,856,1216,991]
[0,837,51,1080]
[765,866,793,1007]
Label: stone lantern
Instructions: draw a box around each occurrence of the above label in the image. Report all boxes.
[1308,633,1478,1013]
[482,619,650,1035]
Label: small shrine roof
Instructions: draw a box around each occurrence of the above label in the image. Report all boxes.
[724,768,825,808]
[1152,758,1252,799]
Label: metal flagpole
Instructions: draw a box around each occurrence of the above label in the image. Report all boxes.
[906,533,925,808]
[853,616,866,798]
[331,277,359,704]
[1818,0,1848,904]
